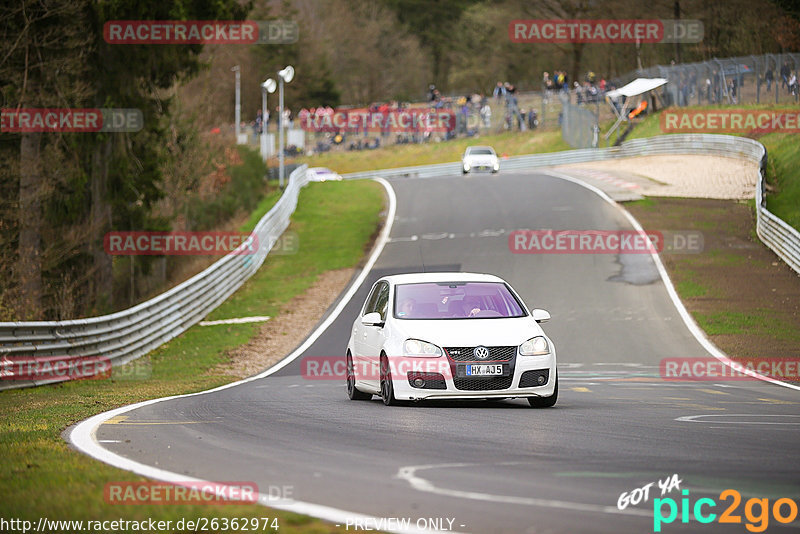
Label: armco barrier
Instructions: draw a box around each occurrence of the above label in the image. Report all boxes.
[0,164,310,390]
[3,134,798,390]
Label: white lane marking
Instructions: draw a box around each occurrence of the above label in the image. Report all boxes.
[676,414,800,425]
[70,178,448,534]
[97,440,121,443]
[199,316,271,326]
[477,228,505,237]
[542,170,800,393]
[421,232,449,240]
[396,463,651,518]
[388,228,506,243]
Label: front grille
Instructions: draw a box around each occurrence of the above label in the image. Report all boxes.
[453,374,514,391]
[444,346,517,362]
[407,372,447,390]
[519,369,550,387]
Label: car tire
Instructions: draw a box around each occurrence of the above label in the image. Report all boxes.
[527,373,558,408]
[462,169,468,175]
[380,353,401,406]
[346,351,372,401]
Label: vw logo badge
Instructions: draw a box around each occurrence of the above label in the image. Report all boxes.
[474,346,490,360]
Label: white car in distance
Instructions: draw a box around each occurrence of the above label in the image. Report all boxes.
[307,167,343,182]
[462,146,499,175]
[346,272,557,407]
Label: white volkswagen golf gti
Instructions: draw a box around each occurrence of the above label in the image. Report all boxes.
[346,272,557,407]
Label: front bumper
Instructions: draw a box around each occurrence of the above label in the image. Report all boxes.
[463,159,499,172]
[392,352,556,401]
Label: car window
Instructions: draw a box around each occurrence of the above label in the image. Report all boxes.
[363,282,384,315]
[468,148,494,155]
[374,283,390,321]
[393,282,526,319]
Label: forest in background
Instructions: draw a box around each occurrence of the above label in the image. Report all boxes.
[2,0,799,321]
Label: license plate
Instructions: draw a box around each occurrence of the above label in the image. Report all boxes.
[466,364,503,376]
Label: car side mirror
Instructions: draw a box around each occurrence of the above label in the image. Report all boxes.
[531,309,551,323]
[361,312,384,326]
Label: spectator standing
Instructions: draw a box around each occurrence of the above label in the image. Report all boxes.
[459,96,470,134]
[765,68,774,91]
[480,101,491,130]
[542,71,552,100]
[505,87,525,131]
[252,109,263,142]
[297,108,309,130]
[493,81,507,100]
[780,62,790,90]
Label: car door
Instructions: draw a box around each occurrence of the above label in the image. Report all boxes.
[362,282,389,389]
[353,282,383,382]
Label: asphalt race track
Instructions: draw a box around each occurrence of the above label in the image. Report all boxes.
[83,171,800,534]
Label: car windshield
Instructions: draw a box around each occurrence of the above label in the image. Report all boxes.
[467,148,494,155]
[394,282,526,319]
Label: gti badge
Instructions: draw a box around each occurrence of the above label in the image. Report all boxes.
[474,346,490,360]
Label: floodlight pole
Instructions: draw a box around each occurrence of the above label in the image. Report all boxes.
[277,66,294,190]
[232,65,241,142]
[261,86,267,158]
[279,77,285,188]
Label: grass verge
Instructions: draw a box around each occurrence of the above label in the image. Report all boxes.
[626,196,800,360]
[762,133,800,231]
[0,179,384,532]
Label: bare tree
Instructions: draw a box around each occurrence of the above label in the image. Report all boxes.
[0,0,91,319]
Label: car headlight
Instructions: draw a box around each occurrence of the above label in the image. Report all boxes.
[404,339,442,357]
[519,336,549,356]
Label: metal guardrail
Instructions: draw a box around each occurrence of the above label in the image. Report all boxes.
[0,165,310,390]
[3,134,798,390]
[756,165,800,275]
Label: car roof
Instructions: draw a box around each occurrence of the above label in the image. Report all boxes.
[379,272,507,285]
[465,146,495,152]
